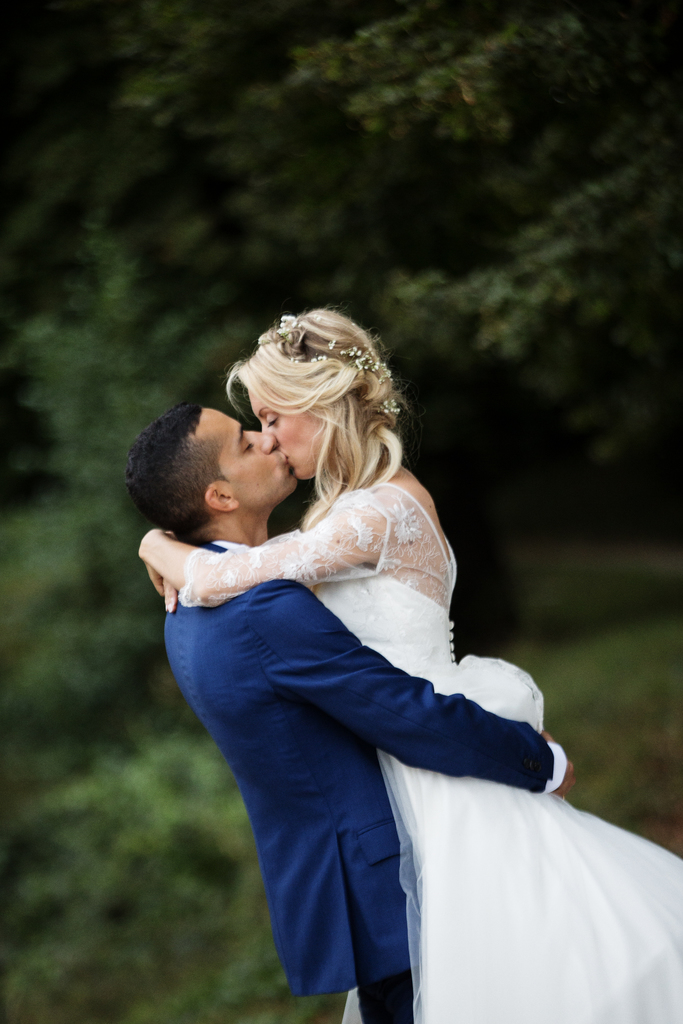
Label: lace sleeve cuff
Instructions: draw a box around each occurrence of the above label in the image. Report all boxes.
[178,547,210,608]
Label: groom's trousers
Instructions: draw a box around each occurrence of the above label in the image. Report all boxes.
[358,968,413,1024]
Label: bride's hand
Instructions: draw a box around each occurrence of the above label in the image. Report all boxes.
[143,557,166,597]
[164,579,179,613]
[139,529,180,611]
[141,558,179,612]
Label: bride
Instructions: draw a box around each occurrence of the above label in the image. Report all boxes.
[139,309,683,1023]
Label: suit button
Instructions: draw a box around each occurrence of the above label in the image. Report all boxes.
[523,757,542,772]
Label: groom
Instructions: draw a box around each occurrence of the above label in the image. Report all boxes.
[126,403,573,1024]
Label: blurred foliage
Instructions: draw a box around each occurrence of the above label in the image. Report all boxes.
[1,1,683,1021]
[301,1,683,457]
[2,731,346,1023]
[0,229,230,774]
[3,0,683,648]
[509,586,683,844]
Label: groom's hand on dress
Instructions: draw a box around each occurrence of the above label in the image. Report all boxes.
[542,730,576,799]
[554,759,576,798]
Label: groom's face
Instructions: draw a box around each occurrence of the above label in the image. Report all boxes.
[196,408,296,515]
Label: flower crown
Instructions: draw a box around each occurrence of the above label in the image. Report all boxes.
[260,314,392,383]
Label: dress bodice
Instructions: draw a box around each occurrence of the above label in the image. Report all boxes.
[317,574,544,731]
[318,575,455,678]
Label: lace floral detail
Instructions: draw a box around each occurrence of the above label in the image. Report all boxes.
[179,483,455,610]
[347,515,375,552]
[391,503,422,545]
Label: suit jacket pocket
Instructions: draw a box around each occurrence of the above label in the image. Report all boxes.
[357,819,400,866]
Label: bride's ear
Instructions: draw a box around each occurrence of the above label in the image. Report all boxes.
[204,479,239,514]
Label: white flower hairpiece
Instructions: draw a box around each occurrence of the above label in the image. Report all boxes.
[339,346,392,383]
[380,398,401,417]
[277,313,298,339]
[256,320,392,387]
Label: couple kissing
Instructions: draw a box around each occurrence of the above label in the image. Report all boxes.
[126,308,683,1024]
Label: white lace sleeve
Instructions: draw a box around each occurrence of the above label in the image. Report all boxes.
[178,495,390,608]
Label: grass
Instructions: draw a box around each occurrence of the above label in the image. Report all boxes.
[503,543,683,851]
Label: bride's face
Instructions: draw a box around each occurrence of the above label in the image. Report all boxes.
[248,388,323,480]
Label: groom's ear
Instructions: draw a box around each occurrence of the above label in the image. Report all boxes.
[204,479,239,514]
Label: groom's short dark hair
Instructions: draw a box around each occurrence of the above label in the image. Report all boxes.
[125,403,223,541]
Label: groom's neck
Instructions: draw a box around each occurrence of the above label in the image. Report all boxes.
[199,510,270,548]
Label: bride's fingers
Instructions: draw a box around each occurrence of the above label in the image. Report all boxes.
[144,560,166,597]
[164,580,178,614]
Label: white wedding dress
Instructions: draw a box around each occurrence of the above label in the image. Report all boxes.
[180,482,683,1023]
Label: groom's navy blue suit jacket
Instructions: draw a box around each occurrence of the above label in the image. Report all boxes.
[164,568,554,996]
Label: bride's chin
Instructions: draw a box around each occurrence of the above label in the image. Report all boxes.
[290,464,315,480]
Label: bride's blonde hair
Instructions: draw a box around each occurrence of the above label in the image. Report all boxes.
[226,309,405,529]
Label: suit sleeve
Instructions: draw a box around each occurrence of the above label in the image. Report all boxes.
[246,581,555,793]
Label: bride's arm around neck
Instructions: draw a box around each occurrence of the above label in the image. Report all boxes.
[140,493,393,609]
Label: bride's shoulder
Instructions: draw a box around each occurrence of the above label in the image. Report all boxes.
[374,470,435,511]
[328,487,388,518]
[329,472,440,526]
[372,471,449,548]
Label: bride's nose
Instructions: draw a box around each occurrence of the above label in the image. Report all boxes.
[260,431,278,454]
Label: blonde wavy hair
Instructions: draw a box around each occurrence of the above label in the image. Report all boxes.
[226,308,406,529]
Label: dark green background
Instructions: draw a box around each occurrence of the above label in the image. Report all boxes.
[1,3,682,1021]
